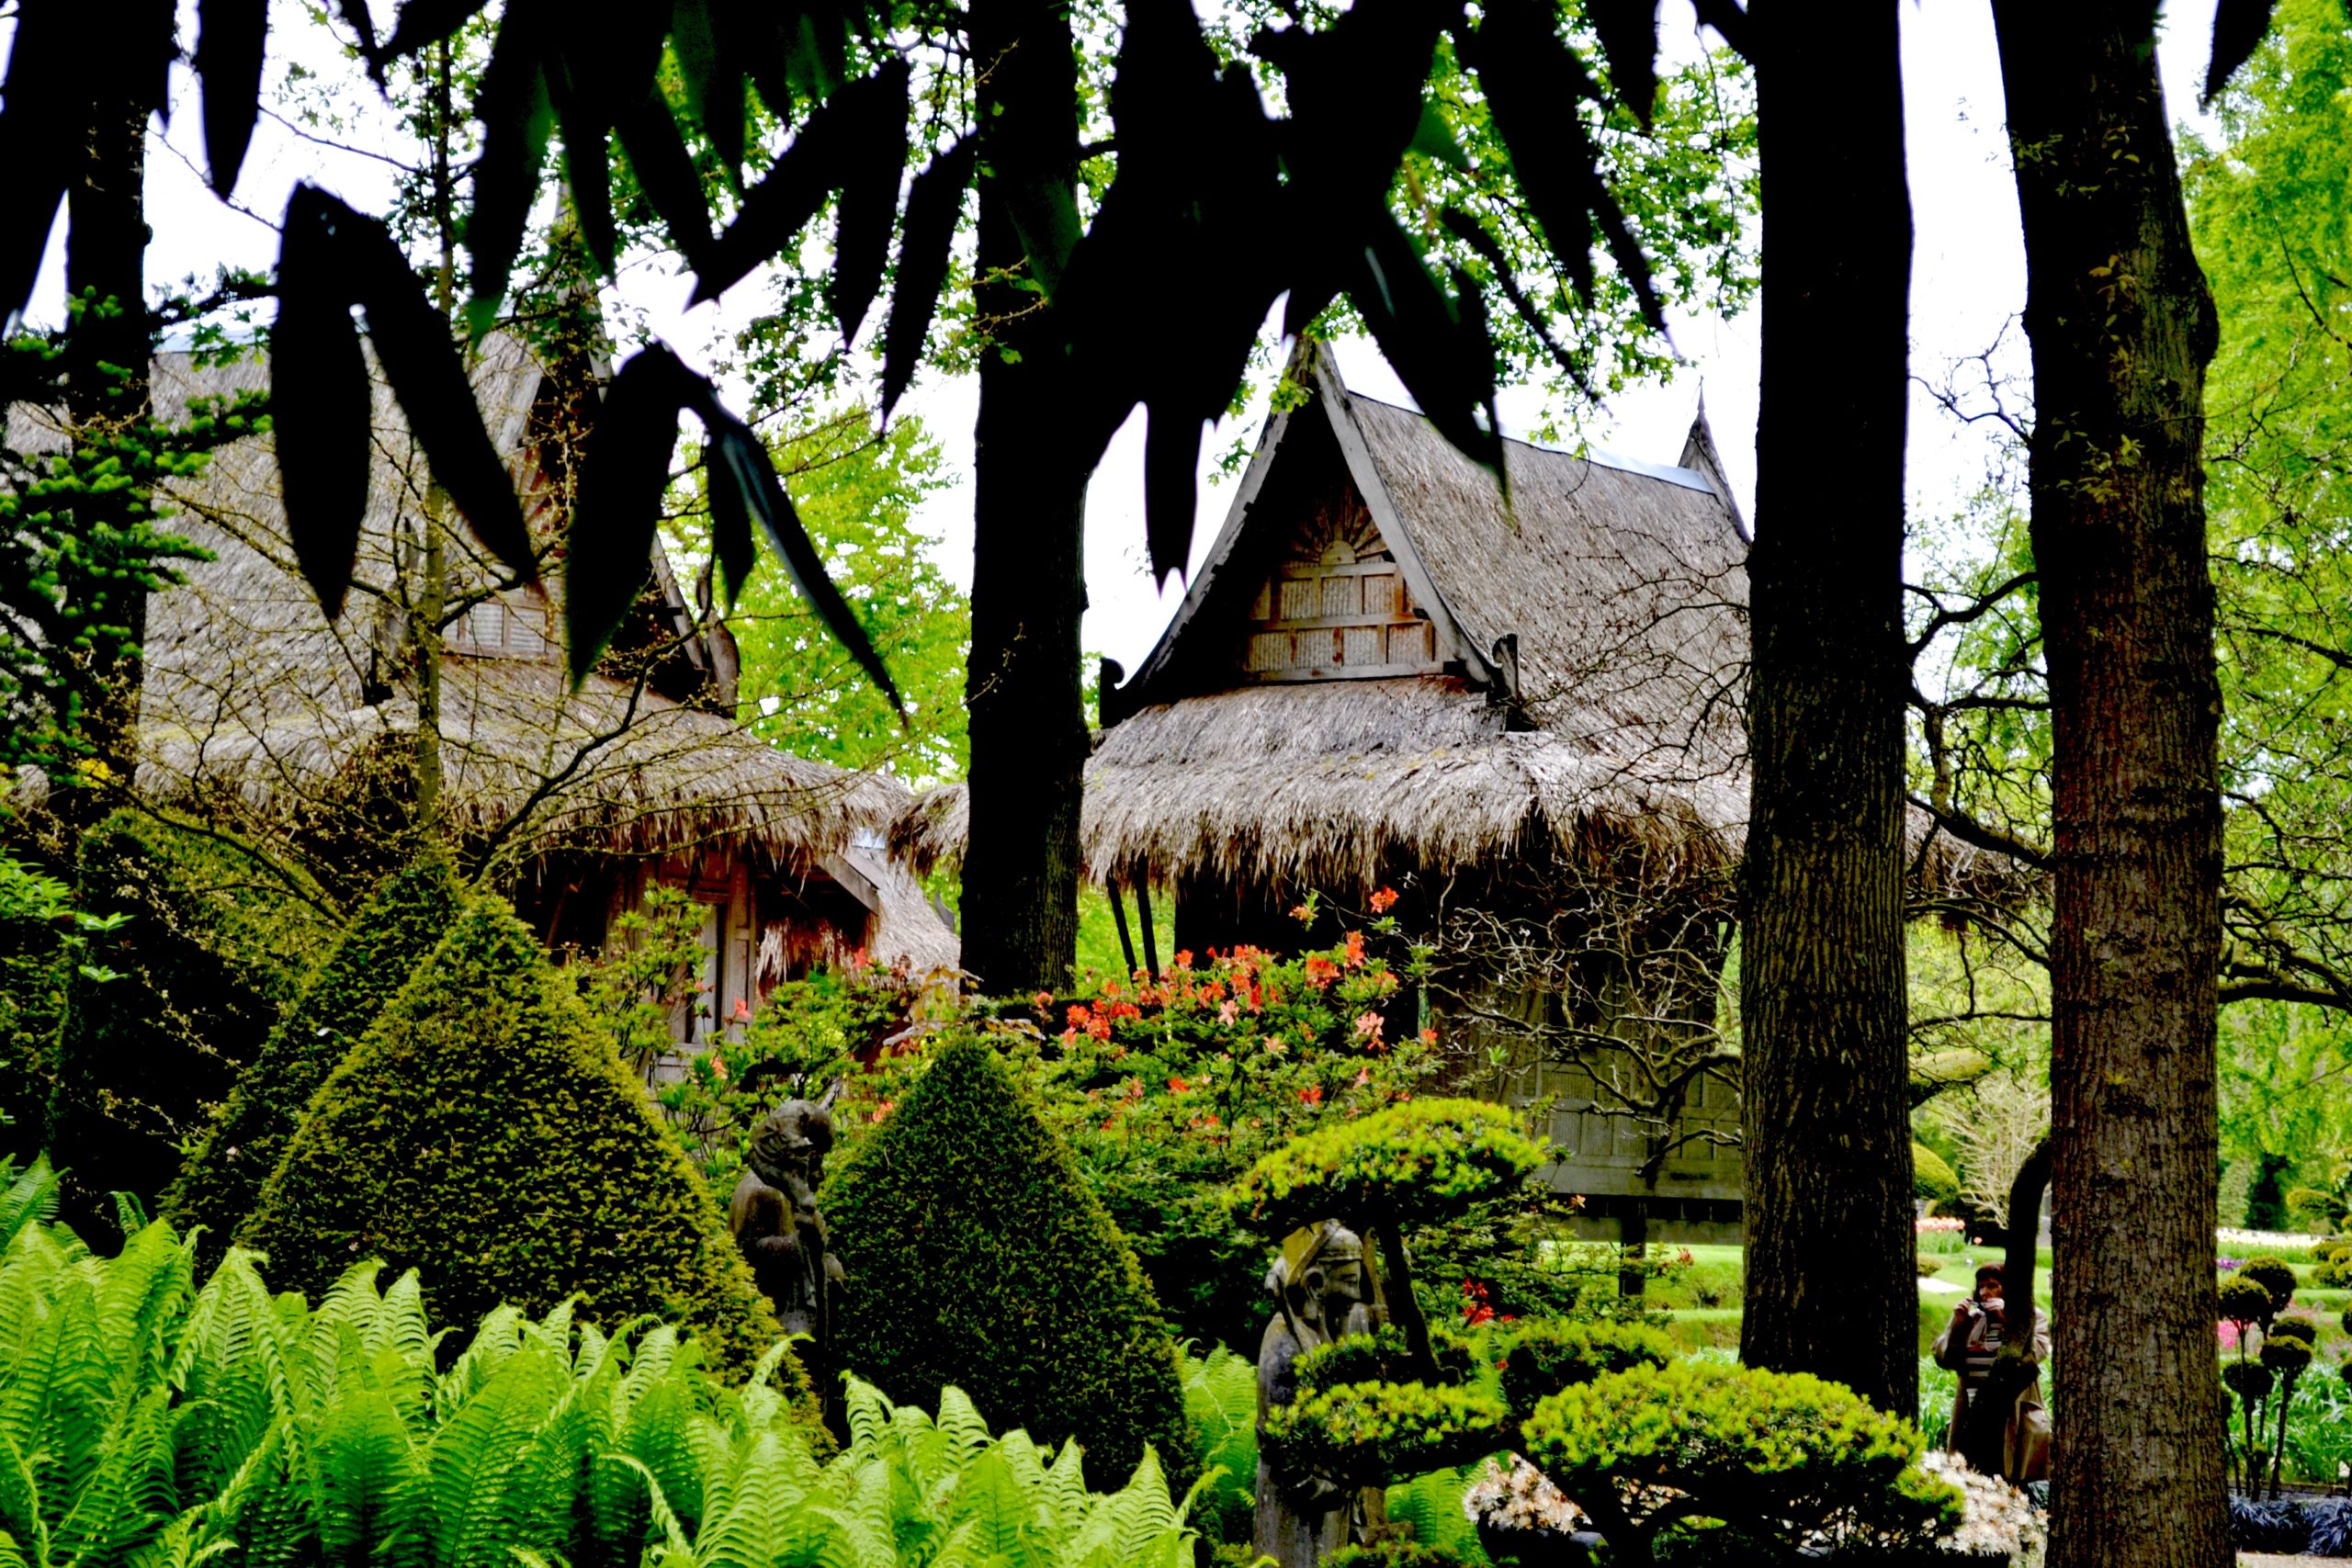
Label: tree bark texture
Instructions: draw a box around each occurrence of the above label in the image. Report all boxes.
[957,0,1088,994]
[1737,0,1918,1417]
[56,46,156,835]
[1988,6,2230,1564]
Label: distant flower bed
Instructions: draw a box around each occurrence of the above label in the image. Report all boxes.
[2221,1226,2323,1249]
[1916,1216,1965,1235]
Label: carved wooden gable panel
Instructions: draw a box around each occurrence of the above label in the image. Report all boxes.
[1239,489,1442,680]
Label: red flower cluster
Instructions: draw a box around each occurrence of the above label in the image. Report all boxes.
[1369,886,1400,914]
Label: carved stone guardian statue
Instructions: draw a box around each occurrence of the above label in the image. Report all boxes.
[729,1085,845,1389]
[1256,1220,1374,1568]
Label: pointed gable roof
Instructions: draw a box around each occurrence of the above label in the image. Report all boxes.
[1106,340,1748,782]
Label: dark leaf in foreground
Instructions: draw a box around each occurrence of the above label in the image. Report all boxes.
[827,68,912,344]
[878,135,976,419]
[615,92,718,268]
[693,61,911,305]
[540,13,672,276]
[465,0,554,332]
[700,406,904,714]
[1460,0,1662,329]
[379,0,492,64]
[196,0,268,196]
[566,348,697,683]
[1583,0,1659,129]
[1347,211,1500,472]
[2205,0,2279,105]
[669,0,747,173]
[0,0,79,328]
[273,187,373,620]
[329,194,537,581]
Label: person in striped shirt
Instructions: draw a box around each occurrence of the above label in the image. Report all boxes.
[1932,1261,2052,1482]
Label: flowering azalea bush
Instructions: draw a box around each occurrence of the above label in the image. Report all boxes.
[1024,935,1445,1348]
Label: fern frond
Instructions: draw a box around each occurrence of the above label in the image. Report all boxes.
[0,1159,59,1254]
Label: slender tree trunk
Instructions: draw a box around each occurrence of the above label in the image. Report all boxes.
[56,53,156,836]
[1987,5,2230,1563]
[415,41,457,821]
[958,0,1087,994]
[1736,0,1917,1416]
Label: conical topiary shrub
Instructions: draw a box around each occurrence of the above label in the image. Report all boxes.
[164,851,468,1270]
[48,812,323,1235]
[239,895,783,1376]
[825,1032,1193,1487]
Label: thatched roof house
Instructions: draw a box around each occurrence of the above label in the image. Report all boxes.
[13,335,956,1008]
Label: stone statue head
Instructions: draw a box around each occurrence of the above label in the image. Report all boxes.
[1273,1221,1365,1337]
[747,1082,838,1192]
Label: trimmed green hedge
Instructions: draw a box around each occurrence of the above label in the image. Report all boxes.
[1227,1099,1547,1235]
[48,813,325,1231]
[239,895,784,1378]
[165,852,466,1269]
[1498,1317,1676,1421]
[825,1032,1193,1487]
[1261,1378,1512,1491]
[1910,1143,1958,1206]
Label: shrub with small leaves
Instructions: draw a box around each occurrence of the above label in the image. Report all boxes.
[2241,1256,2301,1318]
[1498,1318,1676,1421]
[1520,1359,1962,1566]
[2223,1273,2276,1330]
[1261,1379,1512,1491]
[1227,1099,1546,1235]
[2228,1359,2278,1404]
[1911,1142,1958,1206]
[2316,1253,2352,1289]
[1324,1537,1479,1568]
[240,895,780,1372]
[1294,1322,1478,1396]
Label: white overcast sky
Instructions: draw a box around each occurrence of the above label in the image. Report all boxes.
[10,0,2227,678]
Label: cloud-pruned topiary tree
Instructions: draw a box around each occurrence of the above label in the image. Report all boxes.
[825,1031,1193,1487]
[165,851,467,1270]
[239,894,784,1378]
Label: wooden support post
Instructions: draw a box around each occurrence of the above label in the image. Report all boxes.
[1109,879,1138,976]
[1136,881,1160,977]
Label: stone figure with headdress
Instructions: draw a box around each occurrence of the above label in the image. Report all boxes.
[1255,1219,1377,1568]
[729,1080,845,1370]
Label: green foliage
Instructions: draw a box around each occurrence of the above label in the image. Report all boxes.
[1520,1359,1961,1563]
[1295,1323,1479,1398]
[2318,1253,2352,1289]
[2250,1154,2298,1233]
[2228,1358,2278,1404]
[825,1032,1194,1488]
[717,413,967,784]
[0,849,98,1160]
[1261,1379,1512,1492]
[1227,1099,1547,1236]
[2222,1273,2277,1326]
[1910,1142,1959,1206]
[241,895,781,1372]
[0,339,233,775]
[1497,1318,1675,1422]
[164,851,467,1269]
[0,1200,1191,1566]
[1383,1464,1498,1568]
[48,811,328,1230]
[1324,1538,1480,1568]
[2242,1255,2301,1317]
[1179,1344,1259,1552]
[1025,937,1442,1350]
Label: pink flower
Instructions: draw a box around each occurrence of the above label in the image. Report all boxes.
[1218,999,1239,1024]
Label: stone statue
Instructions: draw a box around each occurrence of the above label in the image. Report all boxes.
[729,1085,844,1364]
[1256,1221,1374,1568]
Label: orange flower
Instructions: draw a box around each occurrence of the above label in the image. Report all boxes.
[1369,886,1399,914]
[1303,954,1340,990]
[1297,1084,1324,1106]
[1173,950,1195,971]
[1420,1026,1440,1045]
[870,1100,895,1123]
[1169,1077,1191,1093]
[1343,931,1367,967]
[1034,991,1055,1010]
[1291,902,1315,923]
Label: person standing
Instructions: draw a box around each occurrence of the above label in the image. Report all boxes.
[1933,1261,2052,1482]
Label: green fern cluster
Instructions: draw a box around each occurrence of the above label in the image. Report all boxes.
[0,1201,1200,1568]
[1178,1345,1258,1551]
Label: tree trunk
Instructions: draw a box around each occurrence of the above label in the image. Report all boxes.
[1736,0,1917,1417]
[1988,5,2230,1563]
[957,0,1087,995]
[55,58,155,837]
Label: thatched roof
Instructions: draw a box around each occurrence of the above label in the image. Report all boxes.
[11,339,922,904]
[898,344,2006,904]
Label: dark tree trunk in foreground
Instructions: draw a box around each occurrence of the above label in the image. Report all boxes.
[1737,0,1917,1417]
[55,53,155,838]
[958,0,1088,994]
[1989,6,2230,1564]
